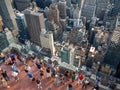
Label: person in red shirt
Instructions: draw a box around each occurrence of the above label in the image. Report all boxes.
[77,74,84,85]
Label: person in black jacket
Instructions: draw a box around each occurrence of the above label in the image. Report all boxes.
[1,70,10,81]
[67,84,73,90]
[46,67,51,78]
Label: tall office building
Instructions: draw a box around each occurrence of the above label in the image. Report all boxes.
[88,27,97,44]
[47,4,60,25]
[71,4,82,27]
[72,4,81,18]
[58,0,67,19]
[40,31,55,55]
[14,0,31,11]
[24,9,46,46]
[81,0,96,20]
[46,4,62,39]
[16,13,30,43]
[0,0,18,36]
[0,16,3,33]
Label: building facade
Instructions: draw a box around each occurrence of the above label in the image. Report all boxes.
[58,0,67,19]
[45,4,62,39]
[40,31,55,55]
[47,4,60,26]
[24,9,46,46]
[0,0,18,36]
[45,20,61,39]
[81,0,96,20]
[16,13,30,43]
[4,28,15,45]
[60,45,75,65]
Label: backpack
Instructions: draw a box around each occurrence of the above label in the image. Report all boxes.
[28,73,33,78]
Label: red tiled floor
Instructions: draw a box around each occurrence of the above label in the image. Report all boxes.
[0,60,104,90]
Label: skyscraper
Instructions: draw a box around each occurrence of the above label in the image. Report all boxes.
[47,4,60,25]
[0,0,18,36]
[81,0,96,20]
[45,4,62,39]
[71,4,82,27]
[24,9,46,46]
[58,0,67,19]
[16,13,30,43]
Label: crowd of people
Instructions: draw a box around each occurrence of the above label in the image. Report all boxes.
[0,52,100,90]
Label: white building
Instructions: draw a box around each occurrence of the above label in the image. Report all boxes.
[71,4,82,27]
[4,28,15,44]
[40,31,55,55]
[16,13,27,31]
